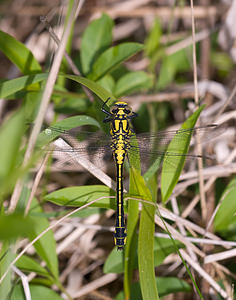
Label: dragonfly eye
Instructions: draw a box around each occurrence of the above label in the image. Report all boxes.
[124,107,132,115]
[110,106,119,114]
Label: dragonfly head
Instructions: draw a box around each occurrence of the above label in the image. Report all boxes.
[110,102,134,118]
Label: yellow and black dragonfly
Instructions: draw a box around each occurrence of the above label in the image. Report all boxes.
[38,99,217,250]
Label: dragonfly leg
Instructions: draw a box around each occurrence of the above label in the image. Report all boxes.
[101,97,112,115]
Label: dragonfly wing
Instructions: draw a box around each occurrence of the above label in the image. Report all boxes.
[135,124,218,151]
[36,128,114,173]
[128,125,218,175]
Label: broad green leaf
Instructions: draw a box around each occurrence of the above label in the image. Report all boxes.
[45,185,116,210]
[104,237,182,274]
[144,19,162,57]
[97,74,115,94]
[153,237,183,266]
[115,277,191,300]
[15,255,50,277]
[131,168,159,300]
[0,30,41,74]
[63,74,113,101]
[11,285,64,300]
[103,247,124,274]
[73,207,106,218]
[156,277,191,296]
[54,96,90,114]
[36,115,100,147]
[88,42,144,81]
[114,71,153,98]
[161,105,205,203]
[214,177,236,231]
[81,14,114,74]
[28,199,59,281]
[156,49,191,90]
[0,73,48,98]
[0,73,113,104]
[0,214,34,240]
[0,109,25,184]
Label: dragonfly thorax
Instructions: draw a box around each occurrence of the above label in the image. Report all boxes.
[101,99,138,250]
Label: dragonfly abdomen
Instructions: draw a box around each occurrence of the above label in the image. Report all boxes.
[114,162,126,250]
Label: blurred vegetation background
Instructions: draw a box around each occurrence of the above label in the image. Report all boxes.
[0,1,235,300]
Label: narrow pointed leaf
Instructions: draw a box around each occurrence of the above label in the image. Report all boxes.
[45,185,116,210]
[0,30,41,74]
[214,177,236,231]
[161,105,205,203]
[88,42,144,81]
[0,73,48,98]
[130,168,159,300]
[63,74,113,101]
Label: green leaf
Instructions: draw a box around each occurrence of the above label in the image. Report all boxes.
[29,277,55,287]
[153,237,183,266]
[114,71,153,98]
[36,115,100,147]
[45,185,116,210]
[0,73,113,104]
[124,163,140,298]
[130,168,159,300]
[88,42,144,81]
[28,199,59,281]
[143,155,163,183]
[0,73,48,98]
[104,237,182,274]
[63,74,113,101]
[161,105,205,203]
[0,242,14,300]
[115,277,191,300]
[11,285,64,300]
[15,255,50,277]
[97,74,115,94]
[0,30,41,74]
[54,96,90,114]
[214,177,236,231]
[0,109,25,185]
[103,247,124,274]
[73,207,106,218]
[0,214,34,240]
[144,19,162,57]
[156,49,191,90]
[81,14,114,75]
[156,277,191,296]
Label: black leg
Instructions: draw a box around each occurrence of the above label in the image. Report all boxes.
[128,112,138,119]
[101,97,112,115]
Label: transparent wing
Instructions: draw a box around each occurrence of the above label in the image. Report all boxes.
[134,124,218,153]
[37,127,114,173]
[38,124,219,173]
[127,124,220,174]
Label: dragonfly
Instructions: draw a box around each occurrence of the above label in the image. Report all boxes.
[39,99,217,250]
